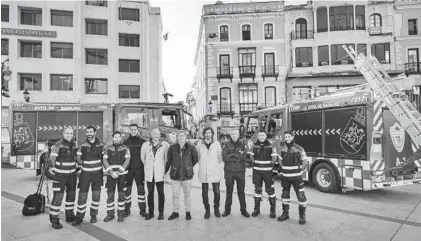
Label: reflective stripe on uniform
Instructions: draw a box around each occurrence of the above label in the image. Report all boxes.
[55,162,76,166]
[268,194,276,198]
[253,167,272,171]
[81,166,102,172]
[55,168,76,174]
[50,153,58,157]
[299,201,307,206]
[83,160,101,165]
[282,165,302,170]
[254,160,272,165]
[280,171,303,177]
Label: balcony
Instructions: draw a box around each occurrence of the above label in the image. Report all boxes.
[218,103,234,118]
[261,65,279,81]
[405,62,421,75]
[239,65,256,82]
[239,103,258,116]
[409,30,419,36]
[216,66,233,83]
[368,26,393,36]
[290,30,314,40]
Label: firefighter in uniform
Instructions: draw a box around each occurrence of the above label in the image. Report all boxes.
[72,126,105,226]
[123,124,147,217]
[103,131,131,222]
[276,130,307,225]
[247,130,278,219]
[49,127,78,229]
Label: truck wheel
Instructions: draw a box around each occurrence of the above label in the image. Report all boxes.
[312,163,339,193]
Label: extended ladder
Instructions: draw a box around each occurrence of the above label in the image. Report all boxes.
[343,45,421,170]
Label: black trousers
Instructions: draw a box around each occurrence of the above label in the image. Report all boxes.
[252,171,275,198]
[146,177,165,214]
[224,171,246,212]
[49,174,77,222]
[125,168,146,211]
[106,175,126,217]
[281,177,307,207]
[202,182,220,210]
[76,171,103,219]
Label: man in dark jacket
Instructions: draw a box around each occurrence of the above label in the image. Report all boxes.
[166,130,198,221]
[222,129,250,218]
[276,130,307,225]
[123,124,147,217]
[248,130,278,219]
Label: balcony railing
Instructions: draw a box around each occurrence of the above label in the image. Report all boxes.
[405,62,421,75]
[239,103,258,115]
[220,33,229,41]
[216,66,233,82]
[261,65,279,81]
[239,65,256,81]
[330,25,354,32]
[368,26,393,36]
[409,30,419,36]
[218,103,234,117]
[291,30,314,40]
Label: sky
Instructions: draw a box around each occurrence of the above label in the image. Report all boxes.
[150,0,308,103]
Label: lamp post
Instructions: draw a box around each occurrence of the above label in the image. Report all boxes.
[23,89,30,102]
[1,58,12,98]
[208,100,213,113]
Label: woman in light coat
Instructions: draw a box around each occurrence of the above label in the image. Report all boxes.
[141,128,169,221]
[196,127,223,219]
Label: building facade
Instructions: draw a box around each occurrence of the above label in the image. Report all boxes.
[192,0,421,133]
[193,1,288,135]
[1,0,164,106]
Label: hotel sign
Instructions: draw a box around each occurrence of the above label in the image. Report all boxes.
[1,28,57,38]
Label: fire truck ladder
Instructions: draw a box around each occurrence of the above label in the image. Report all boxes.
[343,45,421,174]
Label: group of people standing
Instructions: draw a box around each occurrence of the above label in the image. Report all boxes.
[47,124,308,230]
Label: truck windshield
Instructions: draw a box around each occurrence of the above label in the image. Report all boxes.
[245,116,259,138]
[162,109,182,129]
[121,108,148,128]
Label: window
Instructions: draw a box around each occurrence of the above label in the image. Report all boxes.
[86,19,107,36]
[1,5,9,22]
[263,53,275,75]
[220,88,232,113]
[317,85,356,96]
[318,45,329,66]
[220,25,229,41]
[245,116,259,138]
[242,24,251,41]
[119,59,140,73]
[50,74,73,91]
[265,87,276,107]
[268,113,283,138]
[20,8,42,26]
[86,0,107,7]
[295,47,313,67]
[239,84,258,114]
[1,39,8,55]
[357,44,367,56]
[85,78,108,94]
[51,10,73,27]
[355,6,365,30]
[51,42,73,59]
[119,33,140,47]
[86,49,107,65]
[371,43,390,64]
[317,7,328,32]
[408,19,418,35]
[331,44,354,65]
[238,48,256,74]
[369,13,382,34]
[19,74,42,91]
[161,109,182,129]
[293,86,311,101]
[119,7,139,21]
[295,18,308,39]
[119,85,140,99]
[219,55,230,76]
[20,41,42,58]
[329,6,354,31]
[264,23,273,40]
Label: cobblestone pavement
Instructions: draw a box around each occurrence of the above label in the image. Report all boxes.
[2,168,421,241]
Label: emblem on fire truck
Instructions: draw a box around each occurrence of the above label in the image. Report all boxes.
[390,122,405,153]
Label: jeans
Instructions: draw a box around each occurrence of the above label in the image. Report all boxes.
[171,179,192,213]
[202,182,220,210]
[146,177,165,214]
[224,171,246,212]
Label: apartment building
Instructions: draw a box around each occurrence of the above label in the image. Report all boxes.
[193,1,288,134]
[1,0,163,107]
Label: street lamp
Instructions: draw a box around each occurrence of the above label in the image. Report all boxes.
[208,100,213,113]
[1,58,12,97]
[23,89,30,102]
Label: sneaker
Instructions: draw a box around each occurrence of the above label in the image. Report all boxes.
[168,212,179,220]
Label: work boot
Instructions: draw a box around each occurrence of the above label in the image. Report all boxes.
[104,213,115,222]
[204,205,211,219]
[241,209,250,218]
[168,212,179,220]
[50,215,63,230]
[90,216,97,224]
[222,210,230,217]
[117,216,124,222]
[139,209,147,218]
[269,197,276,219]
[71,218,83,226]
[299,206,306,225]
[65,213,76,223]
[214,208,221,218]
[186,212,192,220]
[124,208,131,218]
[277,204,290,222]
[252,197,261,217]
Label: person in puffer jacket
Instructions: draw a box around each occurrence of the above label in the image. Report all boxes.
[248,130,278,219]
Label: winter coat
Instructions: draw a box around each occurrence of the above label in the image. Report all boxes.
[196,139,223,183]
[166,142,199,181]
[140,140,170,182]
[222,139,247,172]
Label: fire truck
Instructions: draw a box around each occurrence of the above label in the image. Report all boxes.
[8,102,192,179]
[243,47,421,193]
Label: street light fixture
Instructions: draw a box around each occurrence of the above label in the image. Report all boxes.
[208,100,213,113]
[1,58,12,97]
[23,89,30,102]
